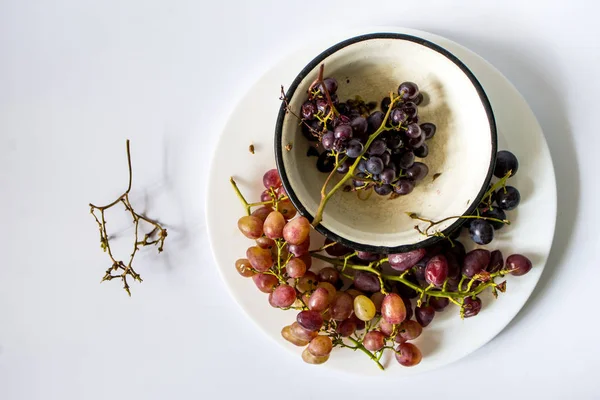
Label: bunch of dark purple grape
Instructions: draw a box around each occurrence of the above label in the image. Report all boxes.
[300,78,435,197]
[463,150,521,245]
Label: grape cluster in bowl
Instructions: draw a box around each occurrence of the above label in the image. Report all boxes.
[300,78,435,197]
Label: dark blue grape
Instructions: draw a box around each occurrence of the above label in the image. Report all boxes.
[367,139,387,155]
[402,102,418,119]
[321,131,334,150]
[405,162,428,181]
[390,108,408,126]
[397,151,415,169]
[374,184,393,196]
[334,124,352,140]
[398,82,419,100]
[380,168,396,184]
[413,143,428,158]
[380,152,391,166]
[463,297,482,318]
[420,123,436,140]
[387,135,404,149]
[337,102,349,115]
[482,207,507,230]
[367,111,384,133]
[301,101,317,120]
[316,98,330,114]
[353,172,367,188]
[357,159,368,173]
[337,159,352,174]
[406,123,421,139]
[494,150,519,178]
[408,132,425,148]
[332,114,350,128]
[317,77,338,95]
[316,152,335,173]
[381,97,392,113]
[350,117,368,137]
[394,179,414,195]
[488,250,504,273]
[366,157,384,175]
[496,186,520,210]
[346,139,364,158]
[332,139,347,152]
[469,219,494,245]
[302,119,321,142]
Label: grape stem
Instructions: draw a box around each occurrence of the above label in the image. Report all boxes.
[229,177,288,216]
[407,213,510,237]
[311,92,402,227]
[311,253,509,301]
[89,140,167,296]
[347,337,385,371]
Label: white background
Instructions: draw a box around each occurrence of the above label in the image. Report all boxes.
[1,1,598,399]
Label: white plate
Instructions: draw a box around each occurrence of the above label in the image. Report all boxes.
[206,27,556,376]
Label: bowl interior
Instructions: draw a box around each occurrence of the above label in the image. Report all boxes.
[277,34,495,252]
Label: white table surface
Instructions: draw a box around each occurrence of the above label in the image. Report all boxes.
[1,1,598,399]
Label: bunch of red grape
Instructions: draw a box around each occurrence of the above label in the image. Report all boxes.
[233,168,533,370]
[299,78,434,197]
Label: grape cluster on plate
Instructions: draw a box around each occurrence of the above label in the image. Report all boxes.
[231,162,531,370]
[299,78,435,197]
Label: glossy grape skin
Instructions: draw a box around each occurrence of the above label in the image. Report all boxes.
[351,116,368,137]
[390,108,408,125]
[469,219,494,245]
[296,271,318,293]
[286,257,307,278]
[357,251,380,261]
[420,122,436,140]
[369,292,385,313]
[297,310,323,331]
[405,162,429,181]
[408,132,425,148]
[270,285,297,308]
[281,325,309,346]
[368,139,387,155]
[394,179,415,195]
[397,151,415,169]
[402,102,418,119]
[354,295,377,321]
[488,250,504,273]
[263,211,285,239]
[307,287,330,312]
[334,124,353,140]
[308,335,333,357]
[363,331,386,351]
[374,184,393,196]
[318,267,340,285]
[367,111,385,133]
[415,305,435,327]
[388,134,404,150]
[395,343,422,367]
[429,297,450,312]
[463,297,482,318]
[381,97,392,113]
[463,249,491,278]
[425,255,449,287]
[301,101,317,120]
[336,318,357,337]
[398,320,423,340]
[262,169,282,189]
[288,237,310,257]
[406,123,422,139]
[331,292,354,321]
[496,186,521,210]
[252,273,278,293]
[235,258,255,277]
[381,293,407,324]
[414,92,424,106]
[380,152,392,167]
[290,321,318,342]
[237,216,264,239]
[251,206,272,222]
[255,237,275,250]
[346,139,364,158]
[482,207,507,230]
[398,82,419,100]
[246,246,273,272]
[321,131,335,150]
[353,271,381,293]
[302,348,329,365]
[507,254,533,276]
[324,238,352,256]
[317,282,337,304]
[318,77,338,94]
[413,143,429,158]
[282,217,310,245]
[379,168,395,184]
[366,156,384,175]
[494,150,519,178]
[276,200,297,220]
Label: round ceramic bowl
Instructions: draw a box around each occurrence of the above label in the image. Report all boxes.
[275,33,497,253]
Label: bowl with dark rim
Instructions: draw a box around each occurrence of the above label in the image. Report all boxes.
[275,32,496,254]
